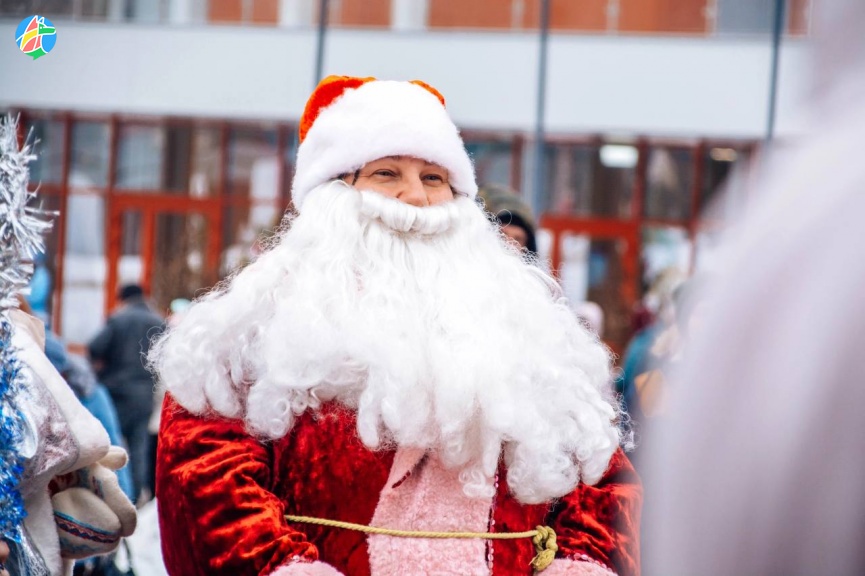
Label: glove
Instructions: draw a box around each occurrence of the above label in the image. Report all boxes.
[49,446,138,559]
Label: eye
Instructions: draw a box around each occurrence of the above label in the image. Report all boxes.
[373,169,397,178]
[423,173,446,183]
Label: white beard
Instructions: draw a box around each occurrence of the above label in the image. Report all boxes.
[151,180,620,504]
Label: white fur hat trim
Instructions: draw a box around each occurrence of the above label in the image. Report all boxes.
[292,80,477,210]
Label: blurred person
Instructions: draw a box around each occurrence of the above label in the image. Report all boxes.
[43,329,136,502]
[625,277,710,471]
[26,252,52,327]
[478,184,607,355]
[639,267,685,330]
[615,267,685,417]
[477,184,608,367]
[43,329,139,576]
[151,76,641,576]
[477,183,538,258]
[88,284,166,503]
[69,355,137,504]
[642,1,865,575]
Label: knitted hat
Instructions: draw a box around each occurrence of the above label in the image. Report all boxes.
[118,284,143,301]
[477,183,538,254]
[291,75,478,209]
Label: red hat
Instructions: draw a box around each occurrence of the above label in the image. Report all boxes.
[291,75,477,209]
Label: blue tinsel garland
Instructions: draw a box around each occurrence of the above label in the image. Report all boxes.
[0,316,26,542]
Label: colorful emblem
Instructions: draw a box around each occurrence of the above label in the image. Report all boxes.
[15,15,57,60]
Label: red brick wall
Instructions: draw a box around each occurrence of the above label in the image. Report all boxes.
[618,0,707,34]
[335,0,391,27]
[524,0,609,31]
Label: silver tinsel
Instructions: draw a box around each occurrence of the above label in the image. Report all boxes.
[0,114,53,310]
[0,113,55,541]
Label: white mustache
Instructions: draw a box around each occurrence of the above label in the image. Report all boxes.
[357,188,462,235]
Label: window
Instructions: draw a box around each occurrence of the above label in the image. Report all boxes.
[70,121,110,190]
[124,0,164,23]
[465,139,514,190]
[116,210,144,288]
[715,0,774,35]
[62,192,106,343]
[283,128,299,207]
[227,126,279,198]
[700,144,751,214]
[392,0,427,31]
[26,116,65,185]
[116,125,165,190]
[188,125,223,197]
[641,225,692,282]
[115,123,222,195]
[80,0,110,19]
[221,203,280,276]
[644,146,694,221]
[714,0,813,36]
[542,142,636,219]
[28,193,62,328]
[224,126,281,275]
[556,233,632,350]
[152,213,211,311]
[0,0,72,18]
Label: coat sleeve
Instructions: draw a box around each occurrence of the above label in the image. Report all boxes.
[547,448,642,576]
[157,394,320,575]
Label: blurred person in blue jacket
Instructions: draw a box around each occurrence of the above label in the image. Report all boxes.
[615,266,685,418]
[26,252,52,326]
[44,330,135,501]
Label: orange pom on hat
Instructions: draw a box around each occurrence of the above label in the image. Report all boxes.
[299,76,375,143]
[409,79,446,107]
[291,75,477,209]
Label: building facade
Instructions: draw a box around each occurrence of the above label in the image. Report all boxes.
[1,0,813,352]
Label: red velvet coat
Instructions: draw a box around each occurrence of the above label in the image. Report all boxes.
[157,395,641,575]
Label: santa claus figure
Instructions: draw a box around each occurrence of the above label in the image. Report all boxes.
[151,76,641,576]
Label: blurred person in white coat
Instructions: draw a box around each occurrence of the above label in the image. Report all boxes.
[642,1,865,575]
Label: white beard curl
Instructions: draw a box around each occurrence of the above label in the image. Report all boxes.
[150,180,621,504]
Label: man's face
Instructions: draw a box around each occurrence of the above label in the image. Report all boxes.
[352,156,454,207]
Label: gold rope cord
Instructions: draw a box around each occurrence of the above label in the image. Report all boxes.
[285,514,558,572]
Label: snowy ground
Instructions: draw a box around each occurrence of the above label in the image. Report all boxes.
[113,499,168,576]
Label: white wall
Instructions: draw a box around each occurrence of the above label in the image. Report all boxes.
[0,21,811,138]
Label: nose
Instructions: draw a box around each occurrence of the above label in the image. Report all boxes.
[396,175,429,207]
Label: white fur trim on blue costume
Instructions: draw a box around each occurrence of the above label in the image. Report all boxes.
[291,80,477,210]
